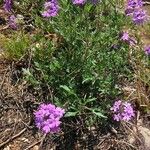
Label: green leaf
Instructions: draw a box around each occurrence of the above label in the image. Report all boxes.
[60,85,76,96]
[82,77,93,84]
[92,109,107,118]
[22,68,32,76]
[84,98,96,105]
[65,111,78,117]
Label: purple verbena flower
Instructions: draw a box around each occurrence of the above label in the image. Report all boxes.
[127,0,143,9]
[132,9,147,24]
[8,15,18,29]
[125,0,143,15]
[72,0,86,5]
[125,0,148,25]
[144,45,150,55]
[121,32,130,41]
[111,100,135,122]
[42,1,59,18]
[3,0,12,12]
[34,103,65,133]
[120,32,136,45]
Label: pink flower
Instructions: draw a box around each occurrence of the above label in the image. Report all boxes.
[34,103,65,133]
[120,32,136,46]
[111,100,135,122]
[42,1,59,18]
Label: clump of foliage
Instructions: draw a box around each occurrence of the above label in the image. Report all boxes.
[23,0,133,124]
[4,32,31,60]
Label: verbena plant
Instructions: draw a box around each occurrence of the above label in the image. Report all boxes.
[22,0,133,123]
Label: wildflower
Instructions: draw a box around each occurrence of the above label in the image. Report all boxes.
[144,45,150,55]
[72,0,86,5]
[34,103,65,133]
[42,1,59,18]
[120,32,130,41]
[127,0,143,9]
[8,15,18,29]
[125,0,143,16]
[120,32,136,45]
[111,100,135,122]
[125,0,148,24]
[132,9,147,24]
[3,0,12,12]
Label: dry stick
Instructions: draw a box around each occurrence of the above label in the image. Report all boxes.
[39,134,47,150]
[0,128,27,148]
[117,140,137,149]
[0,67,9,99]
[24,141,41,150]
[123,122,142,144]
[0,25,9,31]
[144,1,150,5]
[24,134,47,150]
[0,67,9,90]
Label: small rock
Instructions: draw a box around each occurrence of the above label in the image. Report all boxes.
[20,138,29,143]
[138,126,150,149]
[32,145,39,150]
[3,146,10,150]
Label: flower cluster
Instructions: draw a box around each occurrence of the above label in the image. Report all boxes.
[144,45,150,55]
[42,0,59,18]
[111,100,135,122]
[125,0,147,24]
[34,103,65,133]
[120,31,136,46]
[3,0,12,12]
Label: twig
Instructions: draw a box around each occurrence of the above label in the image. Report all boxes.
[21,120,33,129]
[24,134,47,150]
[0,67,9,90]
[116,139,137,149]
[143,1,150,5]
[24,140,41,150]
[122,122,142,144]
[0,128,27,148]
[0,25,9,31]
[0,67,9,98]
[39,134,47,150]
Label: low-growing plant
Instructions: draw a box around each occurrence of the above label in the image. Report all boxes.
[22,0,134,125]
[4,32,31,60]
